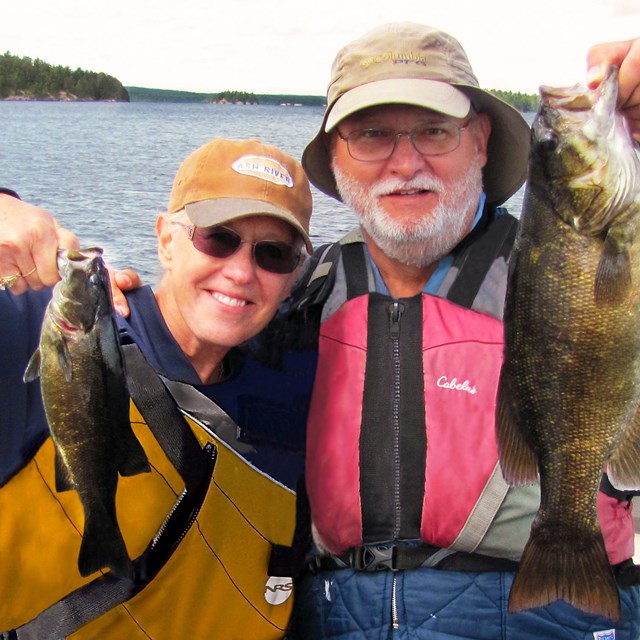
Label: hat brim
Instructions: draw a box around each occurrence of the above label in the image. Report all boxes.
[185,198,313,254]
[325,79,471,131]
[303,84,531,207]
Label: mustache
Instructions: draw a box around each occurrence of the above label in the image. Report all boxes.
[369,175,445,197]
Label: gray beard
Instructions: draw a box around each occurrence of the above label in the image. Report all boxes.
[333,160,485,268]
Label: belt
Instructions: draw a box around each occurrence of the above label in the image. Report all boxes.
[307,544,519,574]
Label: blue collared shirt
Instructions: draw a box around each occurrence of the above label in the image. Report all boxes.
[370,193,487,296]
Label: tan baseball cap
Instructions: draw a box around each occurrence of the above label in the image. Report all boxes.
[303,22,531,206]
[169,138,313,253]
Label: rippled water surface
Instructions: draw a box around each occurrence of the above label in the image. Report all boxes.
[1,101,530,283]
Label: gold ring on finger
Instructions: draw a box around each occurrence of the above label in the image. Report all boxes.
[0,273,21,290]
[0,267,37,290]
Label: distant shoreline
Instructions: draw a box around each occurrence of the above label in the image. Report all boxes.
[1,86,537,112]
[1,90,125,103]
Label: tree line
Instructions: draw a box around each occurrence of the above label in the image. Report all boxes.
[488,89,539,113]
[0,52,129,101]
[0,51,539,111]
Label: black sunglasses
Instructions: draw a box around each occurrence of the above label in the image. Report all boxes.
[174,222,302,274]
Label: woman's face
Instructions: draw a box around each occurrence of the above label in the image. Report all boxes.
[155,214,302,362]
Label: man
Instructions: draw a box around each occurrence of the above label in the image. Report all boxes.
[282,23,640,639]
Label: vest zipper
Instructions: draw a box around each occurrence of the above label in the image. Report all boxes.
[389,300,403,540]
[389,302,403,633]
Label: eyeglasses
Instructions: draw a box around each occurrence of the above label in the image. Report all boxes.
[336,120,473,162]
[173,223,302,274]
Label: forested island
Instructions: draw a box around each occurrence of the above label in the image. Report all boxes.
[0,51,539,112]
[127,86,326,107]
[0,52,129,101]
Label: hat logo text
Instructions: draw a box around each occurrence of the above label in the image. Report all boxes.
[233,156,294,188]
[362,51,429,68]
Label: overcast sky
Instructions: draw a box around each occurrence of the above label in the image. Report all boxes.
[3,0,639,96]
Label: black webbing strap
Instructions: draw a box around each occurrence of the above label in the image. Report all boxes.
[292,237,370,311]
[4,344,217,640]
[340,241,370,300]
[268,475,312,578]
[446,209,517,309]
[290,243,337,311]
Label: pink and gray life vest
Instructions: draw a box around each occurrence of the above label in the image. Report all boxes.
[299,210,636,565]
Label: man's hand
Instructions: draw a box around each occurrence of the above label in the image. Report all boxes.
[587,37,640,142]
[0,194,79,295]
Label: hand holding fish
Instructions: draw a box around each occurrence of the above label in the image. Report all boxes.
[0,194,79,293]
[587,36,640,142]
[0,193,139,315]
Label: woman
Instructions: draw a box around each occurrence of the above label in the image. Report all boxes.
[0,138,313,639]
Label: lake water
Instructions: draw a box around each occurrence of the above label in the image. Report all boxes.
[1,101,530,283]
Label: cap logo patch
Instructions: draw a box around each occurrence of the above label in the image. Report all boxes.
[232,155,293,188]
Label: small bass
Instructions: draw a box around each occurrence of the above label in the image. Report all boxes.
[25,248,150,577]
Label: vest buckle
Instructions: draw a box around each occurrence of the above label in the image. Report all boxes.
[349,545,397,571]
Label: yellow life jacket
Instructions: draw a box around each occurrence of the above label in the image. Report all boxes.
[0,347,296,639]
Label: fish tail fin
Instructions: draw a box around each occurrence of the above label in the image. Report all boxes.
[78,507,132,579]
[509,524,621,622]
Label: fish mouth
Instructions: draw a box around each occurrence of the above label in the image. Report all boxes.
[57,248,104,277]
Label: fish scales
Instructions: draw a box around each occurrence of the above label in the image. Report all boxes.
[24,248,150,578]
[496,67,640,621]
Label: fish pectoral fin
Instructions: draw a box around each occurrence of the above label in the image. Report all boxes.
[607,409,640,491]
[55,337,74,382]
[54,450,76,492]
[23,349,41,382]
[594,231,632,306]
[496,374,539,486]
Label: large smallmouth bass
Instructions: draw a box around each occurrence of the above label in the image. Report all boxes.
[496,67,640,621]
[24,248,150,577]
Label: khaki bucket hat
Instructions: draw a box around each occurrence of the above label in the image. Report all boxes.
[302,22,531,206]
